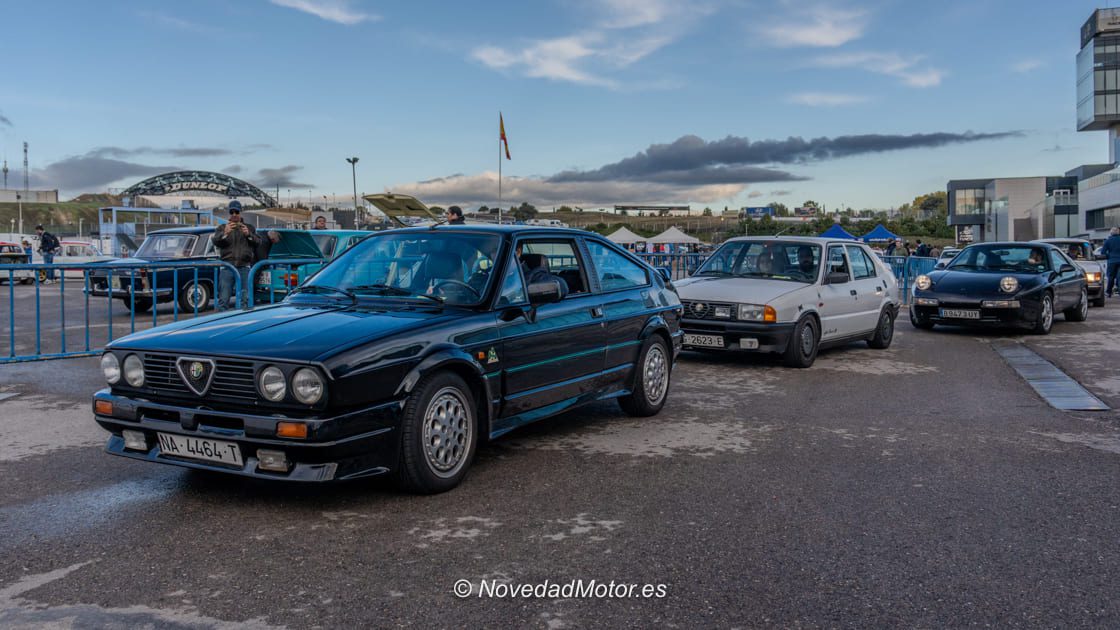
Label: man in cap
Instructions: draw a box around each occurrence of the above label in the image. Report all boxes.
[211,200,258,310]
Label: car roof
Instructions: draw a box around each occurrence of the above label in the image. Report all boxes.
[386,224,600,238]
[146,226,218,236]
[722,236,867,246]
[1033,238,1088,244]
[964,241,1057,248]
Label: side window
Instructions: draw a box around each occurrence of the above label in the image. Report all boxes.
[496,257,527,307]
[586,240,650,290]
[520,240,588,295]
[1048,249,1066,271]
[827,246,850,279]
[846,245,875,279]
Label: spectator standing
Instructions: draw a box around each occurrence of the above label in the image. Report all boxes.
[313,216,328,230]
[35,225,61,284]
[211,201,258,310]
[900,241,913,257]
[1103,226,1120,298]
[447,206,465,225]
[21,240,32,258]
[884,240,897,257]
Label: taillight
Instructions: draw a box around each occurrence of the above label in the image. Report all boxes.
[283,273,299,287]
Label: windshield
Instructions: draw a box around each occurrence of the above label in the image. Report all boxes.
[1052,241,1091,260]
[135,234,197,259]
[694,240,821,283]
[312,234,338,258]
[303,231,503,306]
[948,245,1050,273]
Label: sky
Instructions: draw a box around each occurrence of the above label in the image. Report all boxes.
[0,0,1113,211]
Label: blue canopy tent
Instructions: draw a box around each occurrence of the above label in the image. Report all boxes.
[818,224,858,240]
[861,224,899,243]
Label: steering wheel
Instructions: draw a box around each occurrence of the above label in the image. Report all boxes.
[432,279,481,299]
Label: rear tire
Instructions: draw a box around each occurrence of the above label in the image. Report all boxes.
[120,297,153,313]
[909,309,935,330]
[397,371,478,494]
[782,316,819,368]
[1032,292,1054,335]
[618,335,672,417]
[1064,287,1088,322]
[866,307,895,349]
[178,281,212,313]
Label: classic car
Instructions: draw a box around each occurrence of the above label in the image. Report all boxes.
[934,247,962,268]
[910,242,1088,334]
[87,226,222,313]
[0,241,34,284]
[1034,238,1106,307]
[254,229,371,304]
[674,237,899,368]
[92,224,683,493]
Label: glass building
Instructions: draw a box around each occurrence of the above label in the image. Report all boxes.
[1077,8,1120,133]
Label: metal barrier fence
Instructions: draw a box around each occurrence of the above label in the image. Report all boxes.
[2,261,241,364]
[881,256,938,303]
[248,258,326,307]
[638,253,708,279]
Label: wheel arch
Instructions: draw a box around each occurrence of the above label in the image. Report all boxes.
[397,347,496,441]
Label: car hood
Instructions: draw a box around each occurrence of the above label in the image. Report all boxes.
[268,231,324,258]
[674,275,805,303]
[109,302,451,363]
[926,270,1043,294]
[1074,260,1104,274]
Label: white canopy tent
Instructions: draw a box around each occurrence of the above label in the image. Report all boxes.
[605,226,647,244]
[647,226,701,244]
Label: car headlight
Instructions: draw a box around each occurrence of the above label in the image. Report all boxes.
[1000,276,1019,293]
[291,368,325,405]
[737,303,777,322]
[1086,272,1100,282]
[915,275,931,291]
[258,366,287,401]
[101,352,121,384]
[123,354,145,387]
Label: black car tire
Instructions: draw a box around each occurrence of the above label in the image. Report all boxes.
[909,309,935,330]
[398,371,478,494]
[782,315,819,368]
[121,297,153,313]
[178,281,212,313]
[619,335,672,417]
[866,307,895,349]
[1092,293,1106,308]
[1032,292,1054,335]
[21,278,33,285]
[1064,287,1088,322]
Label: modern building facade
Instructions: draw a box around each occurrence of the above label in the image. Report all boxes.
[1077,8,1120,240]
[0,189,58,203]
[947,176,1078,243]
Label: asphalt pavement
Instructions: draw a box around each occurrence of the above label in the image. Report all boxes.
[1,299,1120,627]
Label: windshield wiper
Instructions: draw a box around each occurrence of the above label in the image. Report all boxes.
[349,284,445,306]
[290,285,357,302]
[694,270,731,276]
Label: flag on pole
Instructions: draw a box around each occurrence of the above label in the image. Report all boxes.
[500,113,511,160]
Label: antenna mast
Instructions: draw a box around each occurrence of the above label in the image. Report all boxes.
[23,142,29,192]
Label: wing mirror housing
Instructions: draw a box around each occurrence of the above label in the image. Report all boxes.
[656,267,672,283]
[1059,263,1077,274]
[934,261,947,270]
[527,279,563,305]
[824,271,849,285]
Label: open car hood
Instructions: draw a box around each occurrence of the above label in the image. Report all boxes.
[363,193,441,227]
[269,230,325,258]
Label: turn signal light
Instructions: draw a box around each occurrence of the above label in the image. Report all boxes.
[95,400,114,416]
[763,305,777,322]
[276,422,308,439]
[282,273,300,287]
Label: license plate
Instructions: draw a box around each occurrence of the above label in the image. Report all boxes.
[740,337,759,350]
[684,333,724,348]
[940,308,980,319]
[157,432,243,467]
[259,271,272,284]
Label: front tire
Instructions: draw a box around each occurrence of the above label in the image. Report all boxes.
[618,335,671,417]
[1064,287,1088,322]
[782,316,819,368]
[867,307,895,349]
[1032,292,1054,335]
[398,372,478,494]
[909,309,935,330]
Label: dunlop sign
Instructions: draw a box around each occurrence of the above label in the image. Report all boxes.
[165,181,229,194]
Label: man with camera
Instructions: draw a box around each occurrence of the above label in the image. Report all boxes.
[211,200,259,310]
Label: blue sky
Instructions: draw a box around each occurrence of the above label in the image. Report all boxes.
[0,0,1110,210]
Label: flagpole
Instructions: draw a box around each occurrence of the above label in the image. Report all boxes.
[498,113,503,224]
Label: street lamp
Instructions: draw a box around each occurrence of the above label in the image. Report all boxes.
[16,193,23,236]
[346,157,360,224]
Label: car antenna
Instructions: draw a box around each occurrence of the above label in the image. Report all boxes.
[773,226,793,237]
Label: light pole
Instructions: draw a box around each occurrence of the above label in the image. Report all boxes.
[287,189,292,209]
[16,193,23,236]
[79,217,83,238]
[346,157,360,224]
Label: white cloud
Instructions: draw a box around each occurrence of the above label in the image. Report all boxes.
[748,190,764,198]
[812,51,944,88]
[269,0,378,25]
[473,35,616,87]
[1012,59,1044,73]
[785,91,869,106]
[758,5,867,48]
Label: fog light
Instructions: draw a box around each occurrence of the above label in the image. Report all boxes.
[915,298,939,306]
[257,449,290,472]
[982,300,1021,308]
[276,421,308,439]
[95,400,114,416]
[122,429,147,451]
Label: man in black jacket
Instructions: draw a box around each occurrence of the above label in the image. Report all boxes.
[211,201,258,310]
[35,225,61,284]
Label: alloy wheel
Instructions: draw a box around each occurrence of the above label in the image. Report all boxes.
[643,344,668,405]
[422,387,471,478]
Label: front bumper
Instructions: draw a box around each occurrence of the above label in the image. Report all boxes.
[910,295,1038,328]
[87,287,175,299]
[92,389,402,482]
[680,319,796,353]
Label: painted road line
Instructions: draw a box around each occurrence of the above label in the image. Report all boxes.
[994,342,1109,411]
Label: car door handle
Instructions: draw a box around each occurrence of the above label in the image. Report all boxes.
[590,306,604,318]
[850,289,858,296]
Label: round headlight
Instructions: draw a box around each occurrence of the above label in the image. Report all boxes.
[101,353,121,384]
[258,366,286,401]
[291,368,324,405]
[1000,276,1019,293]
[915,274,932,291]
[123,354,145,387]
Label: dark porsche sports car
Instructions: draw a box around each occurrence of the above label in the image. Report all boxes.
[92,224,682,493]
[909,241,1088,334]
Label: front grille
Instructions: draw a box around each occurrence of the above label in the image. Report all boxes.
[681,300,737,320]
[143,353,257,401]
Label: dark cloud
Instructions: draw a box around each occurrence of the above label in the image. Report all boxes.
[88,146,235,159]
[770,189,793,196]
[256,165,313,189]
[0,111,11,127]
[550,131,1022,185]
[29,155,179,191]
[223,165,244,174]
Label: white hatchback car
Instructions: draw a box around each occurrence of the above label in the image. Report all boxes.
[674,237,899,367]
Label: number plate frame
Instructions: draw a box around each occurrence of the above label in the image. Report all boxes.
[157,432,244,467]
[683,333,725,348]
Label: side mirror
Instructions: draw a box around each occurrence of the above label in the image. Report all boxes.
[933,261,946,270]
[656,267,672,283]
[527,279,563,305]
[1059,263,1077,274]
[824,271,849,285]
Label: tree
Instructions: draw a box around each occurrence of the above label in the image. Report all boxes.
[912,191,946,218]
[557,205,574,213]
[478,205,490,214]
[513,202,538,222]
[801,200,819,209]
[702,207,713,216]
[767,202,790,217]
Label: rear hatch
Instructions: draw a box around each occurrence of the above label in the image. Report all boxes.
[363,193,441,227]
